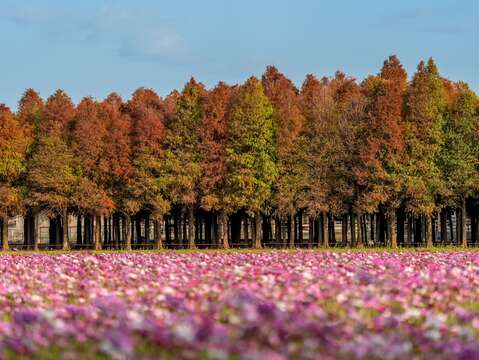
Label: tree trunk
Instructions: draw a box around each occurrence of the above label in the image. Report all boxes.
[32,212,38,251]
[187,206,196,249]
[94,216,102,250]
[253,211,262,249]
[76,215,83,247]
[173,211,179,245]
[135,216,142,246]
[164,216,170,245]
[426,215,433,248]
[62,209,69,251]
[308,216,314,248]
[182,213,187,246]
[289,211,295,248]
[114,214,121,245]
[145,214,150,244]
[323,212,330,248]
[319,214,324,247]
[2,216,8,251]
[405,215,411,246]
[341,216,348,247]
[370,214,375,244]
[275,216,282,246]
[389,211,397,249]
[153,218,163,250]
[82,216,89,245]
[456,209,461,246]
[212,213,218,246]
[330,214,336,245]
[462,198,467,248]
[448,209,454,245]
[440,209,447,245]
[23,212,30,248]
[103,216,108,246]
[119,215,124,248]
[243,215,249,244]
[397,208,405,246]
[356,212,363,248]
[297,212,303,244]
[350,212,357,247]
[375,212,381,246]
[125,215,132,251]
[219,212,229,249]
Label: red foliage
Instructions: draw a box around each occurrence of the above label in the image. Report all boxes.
[128,88,166,155]
[41,90,75,136]
[200,82,235,210]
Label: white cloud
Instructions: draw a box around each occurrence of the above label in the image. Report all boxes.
[3,1,188,63]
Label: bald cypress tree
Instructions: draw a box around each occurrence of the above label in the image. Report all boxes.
[404,59,447,247]
[224,77,277,248]
[99,94,135,249]
[199,82,235,248]
[0,105,29,250]
[262,66,305,247]
[26,90,76,250]
[357,55,407,248]
[127,88,170,250]
[163,79,206,249]
[439,82,479,247]
[70,97,115,249]
[16,89,43,249]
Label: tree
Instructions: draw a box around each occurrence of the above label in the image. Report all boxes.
[70,97,115,249]
[439,82,479,247]
[127,88,170,250]
[262,66,305,247]
[162,78,206,249]
[26,136,77,249]
[26,90,76,250]
[300,75,332,246]
[98,94,135,249]
[199,82,235,248]
[404,59,447,247]
[17,88,44,140]
[356,55,407,247]
[16,89,44,249]
[224,77,278,248]
[0,105,29,250]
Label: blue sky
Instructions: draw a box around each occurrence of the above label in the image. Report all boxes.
[0,0,477,109]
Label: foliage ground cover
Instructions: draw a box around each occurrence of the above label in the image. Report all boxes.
[0,251,478,359]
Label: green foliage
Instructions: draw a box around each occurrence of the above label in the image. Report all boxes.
[162,78,206,208]
[404,58,447,216]
[224,77,278,215]
[26,136,77,216]
[439,82,479,205]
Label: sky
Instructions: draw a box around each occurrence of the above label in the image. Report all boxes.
[0,0,477,110]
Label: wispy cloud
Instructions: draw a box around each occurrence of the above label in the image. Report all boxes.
[118,28,186,63]
[3,1,188,63]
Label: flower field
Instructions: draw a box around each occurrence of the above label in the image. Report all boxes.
[0,251,479,359]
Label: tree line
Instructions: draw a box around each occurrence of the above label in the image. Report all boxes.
[0,55,478,250]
